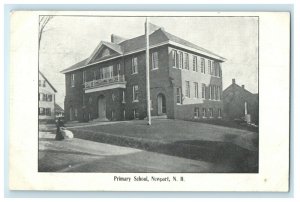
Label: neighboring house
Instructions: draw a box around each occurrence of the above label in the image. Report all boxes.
[55,103,64,118]
[39,71,57,121]
[61,24,226,122]
[222,79,259,125]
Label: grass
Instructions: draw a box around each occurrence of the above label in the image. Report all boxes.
[68,119,258,173]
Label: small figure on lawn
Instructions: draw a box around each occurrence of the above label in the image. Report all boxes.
[55,117,65,140]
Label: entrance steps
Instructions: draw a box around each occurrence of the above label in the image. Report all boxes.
[150,114,167,120]
[91,118,109,122]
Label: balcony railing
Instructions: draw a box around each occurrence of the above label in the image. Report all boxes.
[84,75,126,90]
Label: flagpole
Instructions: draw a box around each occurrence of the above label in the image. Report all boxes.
[145,17,151,125]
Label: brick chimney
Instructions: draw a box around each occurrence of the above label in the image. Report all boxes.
[242,85,245,89]
[232,79,236,84]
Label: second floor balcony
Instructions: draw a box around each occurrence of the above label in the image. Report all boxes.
[84,75,126,93]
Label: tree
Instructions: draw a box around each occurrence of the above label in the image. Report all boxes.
[38,16,53,51]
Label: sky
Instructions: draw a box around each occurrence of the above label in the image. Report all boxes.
[39,16,258,109]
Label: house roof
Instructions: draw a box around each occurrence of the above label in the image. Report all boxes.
[39,71,57,93]
[61,26,226,74]
[223,82,258,100]
[55,103,64,112]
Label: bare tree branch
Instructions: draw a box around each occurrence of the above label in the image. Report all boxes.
[38,16,54,51]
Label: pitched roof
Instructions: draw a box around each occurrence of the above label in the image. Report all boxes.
[223,82,258,100]
[39,71,57,93]
[55,103,64,112]
[102,41,123,54]
[61,27,225,74]
[161,29,225,60]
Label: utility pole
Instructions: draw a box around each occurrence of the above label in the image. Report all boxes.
[145,17,151,125]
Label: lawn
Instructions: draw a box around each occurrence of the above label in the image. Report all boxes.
[68,119,258,173]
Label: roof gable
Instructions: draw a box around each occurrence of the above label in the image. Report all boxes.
[85,41,123,65]
[39,71,57,93]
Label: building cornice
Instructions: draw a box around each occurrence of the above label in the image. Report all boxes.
[61,40,226,74]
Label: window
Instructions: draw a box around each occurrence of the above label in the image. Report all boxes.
[209,108,213,118]
[102,66,113,79]
[208,60,212,75]
[184,53,189,70]
[123,110,126,120]
[202,108,206,118]
[43,80,46,87]
[194,82,199,98]
[215,64,219,77]
[201,58,205,73]
[215,86,219,100]
[218,108,222,118]
[111,110,115,120]
[122,90,126,103]
[202,84,206,99]
[45,108,51,116]
[219,86,222,100]
[99,68,104,79]
[185,81,190,98]
[193,56,197,71]
[133,109,138,119]
[93,70,97,80]
[74,108,78,118]
[131,57,138,74]
[176,87,182,104]
[71,73,75,87]
[83,70,86,83]
[179,51,183,69]
[47,94,52,102]
[133,85,139,101]
[38,80,41,87]
[150,100,154,110]
[194,107,200,118]
[211,61,215,76]
[39,107,45,115]
[43,94,47,101]
[172,50,178,68]
[117,63,121,76]
[208,85,211,100]
[212,85,215,100]
[151,52,159,70]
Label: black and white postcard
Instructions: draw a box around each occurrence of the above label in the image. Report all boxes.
[9,11,290,191]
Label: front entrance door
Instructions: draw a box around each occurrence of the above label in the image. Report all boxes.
[157,94,166,115]
[98,96,106,120]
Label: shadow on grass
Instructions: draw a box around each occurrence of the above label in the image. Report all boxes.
[154,140,258,173]
[70,129,258,173]
[40,149,102,157]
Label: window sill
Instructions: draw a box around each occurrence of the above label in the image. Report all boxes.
[132,100,139,103]
[131,72,138,75]
[151,68,159,71]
